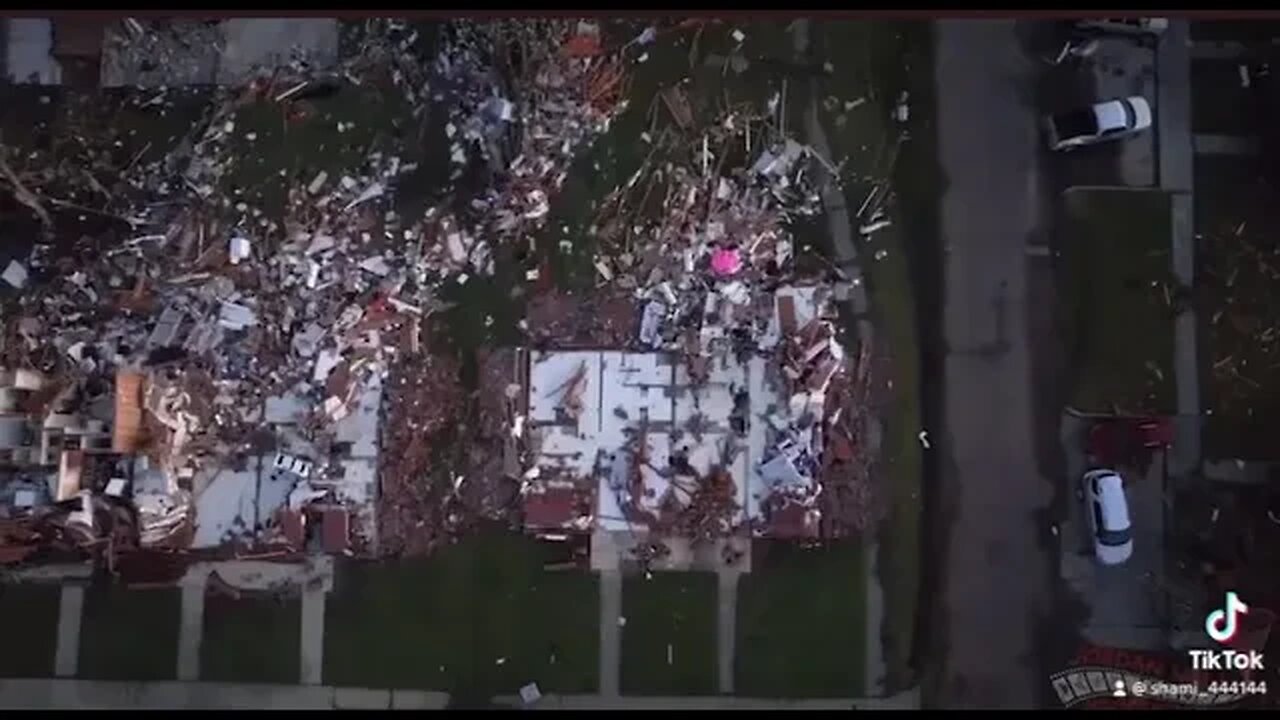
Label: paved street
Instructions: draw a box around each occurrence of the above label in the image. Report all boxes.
[933,20,1057,709]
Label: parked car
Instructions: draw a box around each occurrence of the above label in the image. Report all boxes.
[1044,96,1152,151]
[273,452,313,479]
[1076,18,1169,36]
[1081,469,1134,565]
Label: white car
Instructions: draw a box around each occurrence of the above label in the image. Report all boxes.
[1081,469,1134,565]
[273,452,313,479]
[1044,96,1152,152]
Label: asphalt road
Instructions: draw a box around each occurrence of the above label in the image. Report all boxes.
[932,20,1058,709]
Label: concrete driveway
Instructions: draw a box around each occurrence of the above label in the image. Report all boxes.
[1059,417,1169,649]
[1033,25,1159,190]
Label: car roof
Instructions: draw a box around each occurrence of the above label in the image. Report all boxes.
[1092,100,1128,131]
[1127,96,1152,128]
[1093,473,1132,531]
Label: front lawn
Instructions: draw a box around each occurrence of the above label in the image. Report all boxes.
[200,592,301,684]
[0,583,60,678]
[620,571,719,696]
[78,585,180,681]
[323,531,599,696]
[735,540,867,697]
[1060,188,1176,415]
[1196,157,1280,460]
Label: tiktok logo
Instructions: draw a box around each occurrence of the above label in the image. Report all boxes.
[1205,591,1249,644]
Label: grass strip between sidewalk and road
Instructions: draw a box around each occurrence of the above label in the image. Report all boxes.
[812,20,929,693]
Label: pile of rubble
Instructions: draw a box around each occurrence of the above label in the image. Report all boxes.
[1,17,880,569]
[587,102,823,298]
[525,287,639,348]
[376,352,463,557]
[0,18,639,566]
[0,491,137,568]
[364,20,639,554]
[625,104,874,539]
[782,315,878,537]
[517,83,880,542]
[402,20,633,285]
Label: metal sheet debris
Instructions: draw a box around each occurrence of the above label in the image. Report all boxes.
[2,261,29,289]
[0,18,881,574]
[519,682,542,705]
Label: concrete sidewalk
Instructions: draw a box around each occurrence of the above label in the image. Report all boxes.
[0,678,921,711]
[496,688,921,710]
[0,679,449,710]
[1154,21,1202,482]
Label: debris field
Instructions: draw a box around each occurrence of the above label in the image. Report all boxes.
[0,18,882,578]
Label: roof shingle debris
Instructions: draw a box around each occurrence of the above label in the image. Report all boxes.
[514,82,881,544]
[0,18,880,575]
[0,17,637,568]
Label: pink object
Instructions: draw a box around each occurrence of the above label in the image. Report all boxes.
[710,248,743,277]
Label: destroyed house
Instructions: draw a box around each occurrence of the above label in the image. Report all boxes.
[0,369,49,466]
[518,284,857,542]
[0,370,122,478]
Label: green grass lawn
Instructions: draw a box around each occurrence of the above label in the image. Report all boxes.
[620,571,719,696]
[1195,157,1280,460]
[537,20,810,291]
[812,20,930,692]
[77,586,179,681]
[0,584,60,678]
[200,593,301,685]
[1189,60,1258,137]
[736,541,867,697]
[1060,188,1176,415]
[323,531,599,696]
[1189,20,1280,44]
[218,81,417,223]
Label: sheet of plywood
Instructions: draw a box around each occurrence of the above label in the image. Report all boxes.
[57,450,84,502]
[112,371,145,453]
